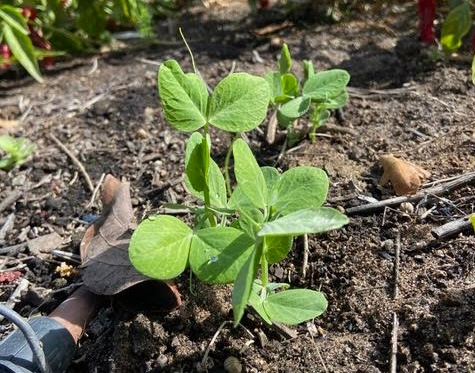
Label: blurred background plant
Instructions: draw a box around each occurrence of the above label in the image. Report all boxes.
[0,0,190,82]
[0,135,35,172]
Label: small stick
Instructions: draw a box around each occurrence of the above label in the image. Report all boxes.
[201,320,232,368]
[431,215,472,239]
[302,234,309,279]
[51,250,81,264]
[86,173,106,209]
[346,171,475,215]
[390,312,399,373]
[393,233,400,300]
[48,134,94,193]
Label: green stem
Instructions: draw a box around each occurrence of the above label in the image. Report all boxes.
[260,240,269,290]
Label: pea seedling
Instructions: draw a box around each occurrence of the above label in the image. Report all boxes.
[129,57,349,326]
[265,43,350,143]
[0,135,35,171]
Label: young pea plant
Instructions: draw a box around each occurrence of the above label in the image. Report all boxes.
[265,43,350,143]
[129,58,349,326]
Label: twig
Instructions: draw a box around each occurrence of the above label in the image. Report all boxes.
[431,215,472,239]
[0,243,26,255]
[302,234,309,279]
[201,320,232,368]
[0,190,22,214]
[346,171,475,215]
[393,233,400,300]
[86,173,106,209]
[389,312,399,373]
[48,134,94,193]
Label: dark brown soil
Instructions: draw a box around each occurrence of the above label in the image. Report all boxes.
[1,1,475,372]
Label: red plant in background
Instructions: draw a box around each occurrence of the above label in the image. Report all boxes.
[21,6,54,68]
[1,43,11,69]
[418,0,436,43]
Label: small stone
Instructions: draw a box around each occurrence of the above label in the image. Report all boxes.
[400,202,414,214]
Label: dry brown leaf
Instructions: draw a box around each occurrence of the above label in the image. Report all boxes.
[80,174,181,312]
[379,154,431,195]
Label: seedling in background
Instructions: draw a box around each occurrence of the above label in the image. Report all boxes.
[129,57,349,326]
[265,43,350,144]
[0,135,35,171]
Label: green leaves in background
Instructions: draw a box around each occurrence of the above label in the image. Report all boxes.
[0,5,43,83]
[208,73,270,132]
[278,43,292,75]
[441,0,472,53]
[158,60,208,131]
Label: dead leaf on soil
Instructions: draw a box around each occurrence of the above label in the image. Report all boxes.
[379,154,431,195]
[80,174,181,312]
[0,119,19,130]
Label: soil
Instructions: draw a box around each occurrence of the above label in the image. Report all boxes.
[1,1,475,372]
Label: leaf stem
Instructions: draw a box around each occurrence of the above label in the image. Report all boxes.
[201,125,216,227]
[260,240,269,290]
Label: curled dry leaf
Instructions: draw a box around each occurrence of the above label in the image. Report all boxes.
[379,154,431,195]
[80,174,181,312]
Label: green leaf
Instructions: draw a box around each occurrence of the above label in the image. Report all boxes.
[271,166,329,216]
[261,166,281,197]
[278,96,311,121]
[265,235,293,264]
[184,132,225,207]
[2,24,43,83]
[233,139,268,209]
[303,70,350,103]
[158,60,208,131]
[208,73,270,132]
[0,6,29,35]
[232,242,263,326]
[280,73,299,99]
[278,43,292,75]
[259,207,349,237]
[441,1,472,53]
[228,186,264,237]
[263,289,328,324]
[185,132,207,194]
[129,215,193,280]
[264,71,282,104]
[303,60,315,84]
[189,227,254,284]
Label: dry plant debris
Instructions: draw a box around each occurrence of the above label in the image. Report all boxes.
[379,154,431,195]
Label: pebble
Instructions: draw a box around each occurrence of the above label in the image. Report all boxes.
[224,356,242,373]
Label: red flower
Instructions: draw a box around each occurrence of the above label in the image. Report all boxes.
[417,0,436,43]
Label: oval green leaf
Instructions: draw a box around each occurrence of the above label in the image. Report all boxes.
[265,235,293,264]
[158,60,208,131]
[129,215,193,280]
[303,69,350,103]
[263,289,328,325]
[189,227,254,284]
[271,166,329,216]
[233,139,268,209]
[278,96,311,120]
[208,73,270,132]
[258,207,349,237]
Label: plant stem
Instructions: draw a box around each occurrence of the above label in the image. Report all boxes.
[260,240,269,290]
